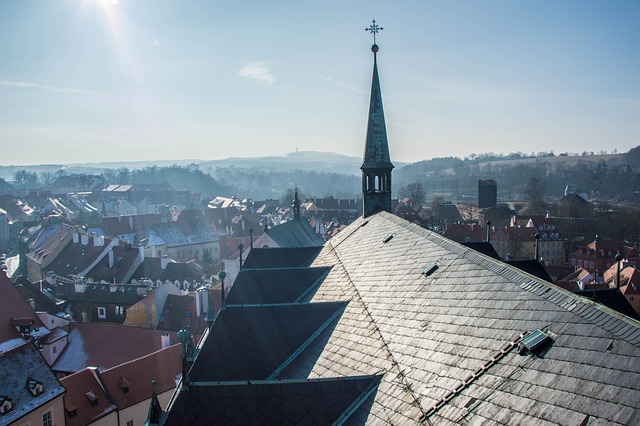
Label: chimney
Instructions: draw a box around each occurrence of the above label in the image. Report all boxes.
[93,235,100,247]
[108,249,114,268]
[128,215,134,229]
[161,256,169,270]
[616,252,624,289]
[534,233,540,261]
[81,234,89,245]
[139,245,145,263]
[161,334,170,349]
[486,221,492,243]
[73,233,80,244]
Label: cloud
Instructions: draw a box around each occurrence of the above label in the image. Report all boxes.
[238,62,275,85]
[0,80,108,97]
[320,75,366,93]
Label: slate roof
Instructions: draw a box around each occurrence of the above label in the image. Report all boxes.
[225,266,331,305]
[60,368,116,426]
[265,218,324,248]
[0,342,66,425]
[298,211,640,424]
[42,239,112,278]
[150,212,218,248]
[190,303,346,382]
[84,244,140,283]
[130,258,204,283]
[573,288,640,320]
[52,323,176,374]
[164,375,381,426]
[242,247,323,269]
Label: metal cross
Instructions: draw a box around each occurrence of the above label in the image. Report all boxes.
[365,19,383,44]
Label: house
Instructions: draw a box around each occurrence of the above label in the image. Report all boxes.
[49,174,105,195]
[569,239,639,273]
[89,213,162,247]
[25,222,82,283]
[148,209,220,263]
[604,262,640,315]
[556,192,592,218]
[252,191,324,249]
[0,342,66,426]
[52,322,175,376]
[0,270,70,366]
[59,368,117,425]
[60,344,181,426]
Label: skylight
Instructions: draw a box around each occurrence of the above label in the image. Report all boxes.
[518,330,552,355]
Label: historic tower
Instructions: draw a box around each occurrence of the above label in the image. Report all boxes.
[361,20,394,218]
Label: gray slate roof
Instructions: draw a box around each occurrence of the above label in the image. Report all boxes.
[225,266,331,305]
[266,218,324,248]
[302,211,640,425]
[189,302,346,382]
[242,247,323,269]
[164,375,381,426]
[0,342,66,425]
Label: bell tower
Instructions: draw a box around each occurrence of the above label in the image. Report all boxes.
[361,19,394,218]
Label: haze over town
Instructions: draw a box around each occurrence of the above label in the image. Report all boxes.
[1,0,639,166]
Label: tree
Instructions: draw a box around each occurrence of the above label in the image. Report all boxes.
[13,169,38,188]
[523,176,547,214]
[399,182,426,206]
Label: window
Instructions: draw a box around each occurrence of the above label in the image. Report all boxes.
[42,410,53,426]
[578,260,582,266]
[127,420,134,426]
[97,307,106,319]
[572,259,576,265]
[52,346,57,354]
[115,306,124,316]
[590,262,594,268]
[630,296,635,302]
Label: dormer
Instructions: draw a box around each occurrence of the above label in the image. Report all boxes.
[65,400,78,418]
[119,376,131,394]
[0,396,12,415]
[85,391,98,407]
[26,378,43,396]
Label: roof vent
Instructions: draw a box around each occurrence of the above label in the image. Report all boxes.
[422,263,439,277]
[518,330,552,355]
[383,234,394,244]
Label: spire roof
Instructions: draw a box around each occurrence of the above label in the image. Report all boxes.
[361,43,394,171]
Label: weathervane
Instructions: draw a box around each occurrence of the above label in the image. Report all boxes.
[365,19,383,45]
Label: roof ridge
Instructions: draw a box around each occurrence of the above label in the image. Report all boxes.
[323,239,428,419]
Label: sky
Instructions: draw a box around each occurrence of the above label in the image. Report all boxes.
[0,0,639,166]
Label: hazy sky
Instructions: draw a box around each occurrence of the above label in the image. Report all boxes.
[1,0,639,166]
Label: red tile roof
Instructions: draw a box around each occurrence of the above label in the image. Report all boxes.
[99,344,181,411]
[0,271,44,346]
[52,322,176,374]
[60,368,117,426]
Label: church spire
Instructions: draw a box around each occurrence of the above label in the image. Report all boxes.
[361,20,394,218]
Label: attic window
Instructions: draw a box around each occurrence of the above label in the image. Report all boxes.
[518,330,552,355]
[85,391,99,406]
[422,263,439,277]
[0,397,12,414]
[119,376,131,394]
[383,234,394,244]
[65,400,78,418]
[27,379,43,396]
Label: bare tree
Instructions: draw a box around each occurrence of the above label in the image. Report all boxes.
[13,169,38,188]
[399,182,426,206]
